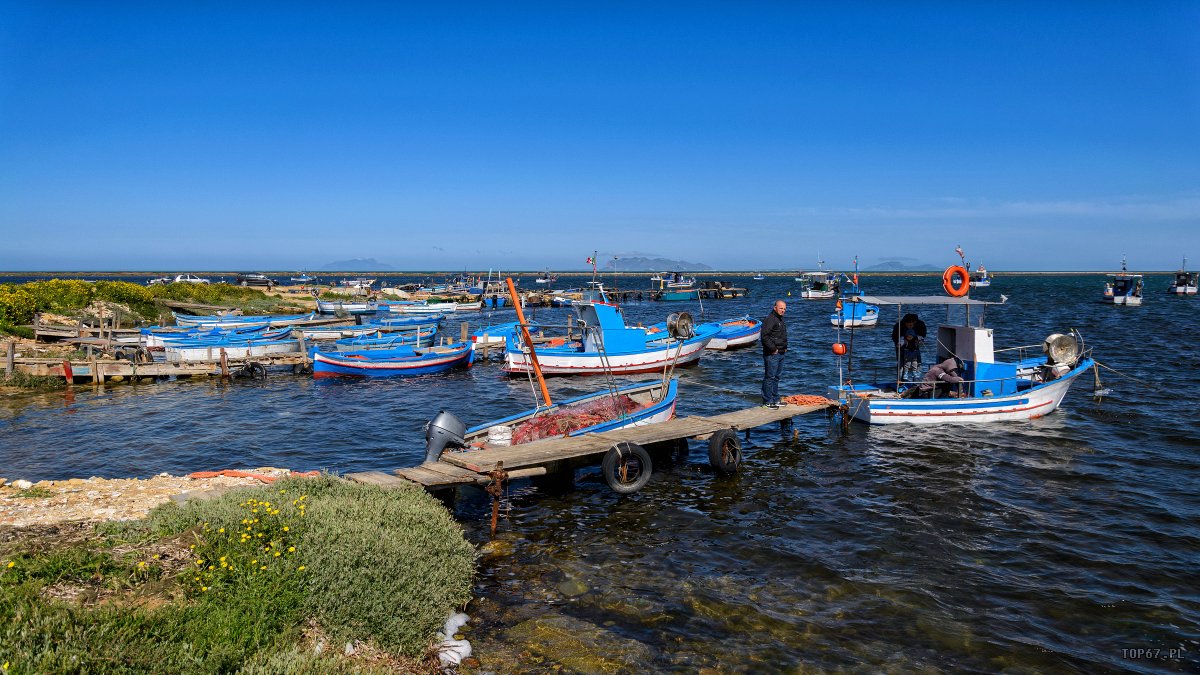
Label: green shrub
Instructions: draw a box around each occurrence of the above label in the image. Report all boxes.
[0,286,37,325]
[0,322,34,339]
[1,477,473,672]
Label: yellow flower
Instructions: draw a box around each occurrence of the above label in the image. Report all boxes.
[251,559,257,564]
[273,552,281,558]
[287,546,295,553]
[260,565,267,571]
[153,554,160,559]
[297,566,305,571]
[282,526,289,532]
[201,586,209,592]
[6,561,13,569]
[217,527,225,533]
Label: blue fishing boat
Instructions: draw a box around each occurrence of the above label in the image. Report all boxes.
[172,312,316,328]
[333,326,438,349]
[700,316,761,350]
[505,301,718,375]
[752,273,766,280]
[830,262,880,328]
[421,379,678,463]
[828,294,1094,425]
[312,342,474,378]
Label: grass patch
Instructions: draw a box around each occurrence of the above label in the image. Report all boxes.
[0,322,34,339]
[10,486,54,499]
[0,476,474,673]
[3,372,67,391]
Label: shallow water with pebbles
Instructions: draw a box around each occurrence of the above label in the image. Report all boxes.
[2,273,1197,672]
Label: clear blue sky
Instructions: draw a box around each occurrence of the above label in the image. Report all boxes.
[1,2,1197,271]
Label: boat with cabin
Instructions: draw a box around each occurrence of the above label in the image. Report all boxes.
[830,262,880,328]
[798,259,837,298]
[828,294,1094,425]
[504,295,718,375]
[969,264,991,288]
[752,273,766,281]
[1102,257,1143,305]
[1168,258,1197,295]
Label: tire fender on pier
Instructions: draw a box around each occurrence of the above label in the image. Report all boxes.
[708,428,742,475]
[602,442,652,494]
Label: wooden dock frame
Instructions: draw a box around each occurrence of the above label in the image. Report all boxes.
[347,401,833,531]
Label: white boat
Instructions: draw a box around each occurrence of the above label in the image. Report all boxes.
[1102,257,1143,305]
[798,259,837,298]
[164,334,300,363]
[340,278,376,289]
[316,299,376,314]
[829,295,1094,425]
[534,270,557,285]
[290,273,317,283]
[752,273,766,281]
[1168,257,1197,295]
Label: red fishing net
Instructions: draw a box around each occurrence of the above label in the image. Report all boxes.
[511,394,643,445]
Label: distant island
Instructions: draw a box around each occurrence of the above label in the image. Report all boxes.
[864,261,940,272]
[319,258,396,271]
[603,257,713,272]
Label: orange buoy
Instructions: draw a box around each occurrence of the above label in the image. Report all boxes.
[832,342,848,355]
[942,265,969,297]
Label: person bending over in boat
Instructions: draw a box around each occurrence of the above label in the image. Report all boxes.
[892,313,927,384]
[905,357,965,399]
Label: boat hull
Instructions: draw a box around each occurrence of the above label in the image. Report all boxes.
[1103,295,1142,305]
[1168,286,1197,295]
[705,319,761,350]
[316,300,375,314]
[801,290,836,299]
[504,334,713,375]
[312,344,473,378]
[835,360,1091,425]
[165,340,300,363]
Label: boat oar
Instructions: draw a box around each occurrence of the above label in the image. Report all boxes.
[506,277,552,408]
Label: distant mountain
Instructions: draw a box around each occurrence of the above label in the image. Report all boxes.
[319,258,396,271]
[603,257,713,272]
[865,261,940,272]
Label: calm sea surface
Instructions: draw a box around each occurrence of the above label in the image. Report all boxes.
[2,274,1197,673]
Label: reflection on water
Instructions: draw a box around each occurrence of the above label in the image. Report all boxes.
[2,274,1197,672]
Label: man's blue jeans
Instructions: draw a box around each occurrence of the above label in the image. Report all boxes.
[762,352,785,404]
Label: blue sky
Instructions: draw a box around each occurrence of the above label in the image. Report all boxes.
[1,2,1197,271]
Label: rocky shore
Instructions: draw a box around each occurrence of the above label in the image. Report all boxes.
[0,468,303,528]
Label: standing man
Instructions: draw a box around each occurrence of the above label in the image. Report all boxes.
[760,299,788,408]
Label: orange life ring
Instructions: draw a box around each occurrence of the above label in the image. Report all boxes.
[942,266,969,297]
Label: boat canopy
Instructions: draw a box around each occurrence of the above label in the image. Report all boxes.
[855,295,1005,306]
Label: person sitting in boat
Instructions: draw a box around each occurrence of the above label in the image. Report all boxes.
[907,357,965,398]
[891,313,927,384]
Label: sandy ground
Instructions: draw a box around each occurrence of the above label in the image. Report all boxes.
[0,469,305,528]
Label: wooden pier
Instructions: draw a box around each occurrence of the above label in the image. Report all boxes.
[347,401,832,502]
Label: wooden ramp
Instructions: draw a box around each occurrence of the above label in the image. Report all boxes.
[378,402,830,490]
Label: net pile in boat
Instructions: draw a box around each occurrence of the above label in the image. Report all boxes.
[511,394,642,445]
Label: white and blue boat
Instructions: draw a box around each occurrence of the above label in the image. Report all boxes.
[333,326,438,349]
[696,316,761,350]
[830,265,880,328]
[828,295,1094,425]
[312,342,474,378]
[1168,257,1196,295]
[164,327,301,363]
[752,273,766,281]
[1102,256,1143,305]
[316,299,378,315]
[969,264,991,288]
[421,379,679,464]
[172,312,316,328]
[504,298,718,375]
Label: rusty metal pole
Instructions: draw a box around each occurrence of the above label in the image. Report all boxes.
[486,461,508,537]
[220,348,229,378]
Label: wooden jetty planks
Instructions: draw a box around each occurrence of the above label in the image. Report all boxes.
[439,415,735,472]
[705,403,829,429]
[345,471,412,487]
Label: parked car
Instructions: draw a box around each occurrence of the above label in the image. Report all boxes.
[173,274,211,284]
[235,273,276,288]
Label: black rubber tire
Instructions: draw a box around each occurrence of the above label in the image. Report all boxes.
[602,442,652,494]
[708,428,742,475]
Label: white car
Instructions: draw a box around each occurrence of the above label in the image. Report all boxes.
[173,274,211,284]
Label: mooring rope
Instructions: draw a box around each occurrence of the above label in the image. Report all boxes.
[1093,361,1155,388]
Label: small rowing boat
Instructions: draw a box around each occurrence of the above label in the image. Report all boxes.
[312,343,474,378]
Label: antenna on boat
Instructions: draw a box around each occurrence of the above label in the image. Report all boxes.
[506,277,552,409]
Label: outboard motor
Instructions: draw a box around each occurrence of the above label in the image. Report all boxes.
[424,410,467,464]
